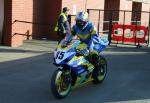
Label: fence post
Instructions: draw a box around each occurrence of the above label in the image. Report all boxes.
[98,10,100,35]
[108,11,113,45]
[148,12,150,46]
[68,15,72,28]
[135,11,138,46]
[68,15,71,25]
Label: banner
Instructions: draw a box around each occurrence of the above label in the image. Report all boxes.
[112,24,148,44]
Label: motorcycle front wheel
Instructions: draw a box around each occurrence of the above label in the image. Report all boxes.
[51,69,72,98]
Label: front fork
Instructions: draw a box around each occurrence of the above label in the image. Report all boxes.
[58,66,72,86]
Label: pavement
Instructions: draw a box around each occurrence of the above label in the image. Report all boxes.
[0,40,57,63]
[0,40,150,103]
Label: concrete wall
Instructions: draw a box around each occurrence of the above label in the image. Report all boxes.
[0,0,4,44]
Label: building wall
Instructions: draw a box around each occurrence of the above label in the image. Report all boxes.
[3,0,33,47]
[62,0,104,15]
[62,0,105,31]
[120,0,150,25]
[62,0,150,32]
[11,0,33,47]
[0,0,4,44]
[141,3,150,26]
[3,0,62,47]
[119,0,133,24]
[2,0,150,47]
[120,0,133,11]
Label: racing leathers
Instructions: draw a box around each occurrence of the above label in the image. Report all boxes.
[64,21,100,70]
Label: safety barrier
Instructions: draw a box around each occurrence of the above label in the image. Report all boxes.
[112,24,149,47]
[87,9,150,47]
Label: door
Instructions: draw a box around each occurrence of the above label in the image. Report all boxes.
[0,0,4,44]
[131,2,142,25]
[104,0,120,30]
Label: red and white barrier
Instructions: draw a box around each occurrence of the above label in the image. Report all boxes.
[112,24,148,45]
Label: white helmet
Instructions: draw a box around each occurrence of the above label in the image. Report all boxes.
[75,12,88,30]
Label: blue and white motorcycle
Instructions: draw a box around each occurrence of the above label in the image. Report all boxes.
[51,37,109,98]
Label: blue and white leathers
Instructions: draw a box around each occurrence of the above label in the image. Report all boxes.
[67,22,98,45]
[65,22,109,54]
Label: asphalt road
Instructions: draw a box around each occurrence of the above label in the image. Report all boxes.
[0,46,150,103]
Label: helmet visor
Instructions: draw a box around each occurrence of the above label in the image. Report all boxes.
[76,20,87,29]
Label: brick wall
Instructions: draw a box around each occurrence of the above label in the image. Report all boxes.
[2,0,150,47]
[3,0,33,47]
[120,0,150,26]
[11,0,33,47]
[62,0,150,32]
[141,3,150,26]
[3,0,62,47]
[62,0,104,14]
[119,0,132,24]
[62,0,104,32]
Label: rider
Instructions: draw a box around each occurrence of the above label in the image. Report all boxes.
[62,11,101,70]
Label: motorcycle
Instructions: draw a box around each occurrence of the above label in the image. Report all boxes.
[51,37,109,98]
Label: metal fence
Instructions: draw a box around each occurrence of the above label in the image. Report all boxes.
[87,9,150,47]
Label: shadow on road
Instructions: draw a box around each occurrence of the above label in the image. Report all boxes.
[0,53,59,102]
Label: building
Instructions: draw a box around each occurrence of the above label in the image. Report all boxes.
[0,0,150,47]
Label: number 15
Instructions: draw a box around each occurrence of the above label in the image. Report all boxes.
[56,51,65,60]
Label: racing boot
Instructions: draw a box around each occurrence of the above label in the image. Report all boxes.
[90,54,100,69]
[85,63,94,78]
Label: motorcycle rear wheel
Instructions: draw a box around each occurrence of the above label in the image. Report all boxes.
[92,56,107,84]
